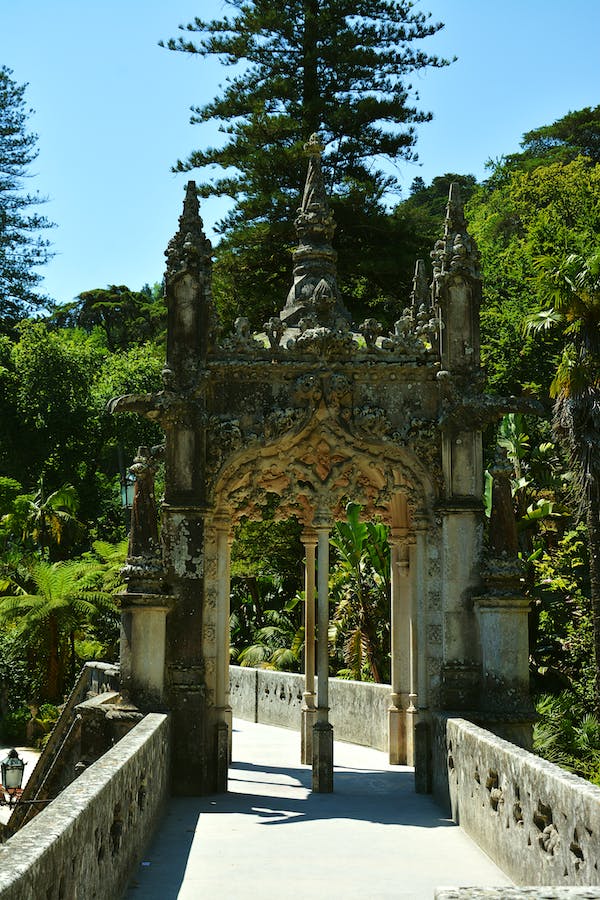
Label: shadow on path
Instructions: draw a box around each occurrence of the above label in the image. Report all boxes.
[125,720,509,899]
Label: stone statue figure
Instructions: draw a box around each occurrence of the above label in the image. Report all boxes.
[127,446,160,564]
[488,448,519,556]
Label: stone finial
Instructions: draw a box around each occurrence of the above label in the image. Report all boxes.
[431,182,480,284]
[295,134,336,246]
[163,181,216,387]
[164,180,212,283]
[279,134,350,328]
[410,259,430,311]
[444,182,467,236]
[431,182,481,371]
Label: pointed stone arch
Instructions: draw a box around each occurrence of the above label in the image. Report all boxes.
[112,142,538,795]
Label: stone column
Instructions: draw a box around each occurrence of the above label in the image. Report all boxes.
[474,457,533,748]
[119,446,170,710]
[162,505,209,794]
[439,500,482,710]
[301,530,318,765]
[388,528,411,765]
[313,523,333,792]
[214,518,232,790]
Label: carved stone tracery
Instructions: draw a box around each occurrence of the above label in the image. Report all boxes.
[109,141,537,794]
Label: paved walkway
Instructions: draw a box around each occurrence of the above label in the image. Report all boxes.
[125,719,511,899]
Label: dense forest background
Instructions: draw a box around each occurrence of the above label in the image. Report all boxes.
[1,21,599,784]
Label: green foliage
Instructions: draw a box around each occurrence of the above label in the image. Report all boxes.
[329,503,390,682]
[0,707,31,745]
[0,551,121,703]
[231,517,303,583]
[3,483,82,561]
[0,66,53,330]
[496,106,600,179]
[2,321,104,488]
[51,283,166,351]
[397,171,478,253]
[530,525,594,696]
[534,693,600,785]
[0,321,164,541]
[468,156,600,396]
[162,0,452,324]
[230,575,303,671]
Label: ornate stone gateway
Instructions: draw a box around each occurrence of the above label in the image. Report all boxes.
[112,136,535,795]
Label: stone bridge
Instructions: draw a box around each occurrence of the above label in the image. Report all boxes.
[1,664,600,899]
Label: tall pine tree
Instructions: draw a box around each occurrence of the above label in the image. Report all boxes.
[0,66,53,332]
[162,0,451,327]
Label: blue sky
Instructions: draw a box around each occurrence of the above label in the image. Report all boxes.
[1,0,600,305]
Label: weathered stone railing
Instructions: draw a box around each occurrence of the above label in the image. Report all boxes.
[0,713,169,900]
[9,661,120,834]
[435,889,600,899]
[432,715,600,889]
[230,665,391,750]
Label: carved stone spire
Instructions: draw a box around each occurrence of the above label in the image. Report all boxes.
[431,182,480,284]
[410,258,430,311]
[165,181,212,280]
[280,134,350,327]
[431,182,481,371]
[163,181,215,389]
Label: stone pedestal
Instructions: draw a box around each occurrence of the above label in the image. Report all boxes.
[388,528,411,765]
[312,720,334,793]
[301,694,317,765]
[475,559,534,748]
[215,720,229,792]
[405,703,418,767]
[388,700,406,766]
[120,594,170,709]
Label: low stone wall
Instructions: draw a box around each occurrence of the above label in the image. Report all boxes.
[432,715,600,888]
[0,713,169,900]
[436,889,600,899]
[229,665,391,751]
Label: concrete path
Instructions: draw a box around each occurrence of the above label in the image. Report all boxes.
[125,719,511,899]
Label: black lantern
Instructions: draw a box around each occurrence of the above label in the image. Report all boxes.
[1,748,25,791]
[120,471,135,509]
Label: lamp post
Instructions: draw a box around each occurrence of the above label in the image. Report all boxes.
[1,749,25,806]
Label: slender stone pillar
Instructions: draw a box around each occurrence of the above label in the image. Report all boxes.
[414,517,429,710]
[119,446,171,710]
[313,523,333,792]
[406,536,421,765]
[439,501,482,709]
[388,528,411,765]
[215,519,232,791]
[301,530,318,765]
[412,517,430,784]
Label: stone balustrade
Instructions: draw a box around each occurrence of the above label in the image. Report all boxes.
[432,715,600,888]
[3,668,600,898]
[229,665,391,750]
[436,890,600,899]
[0,713,169,900]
